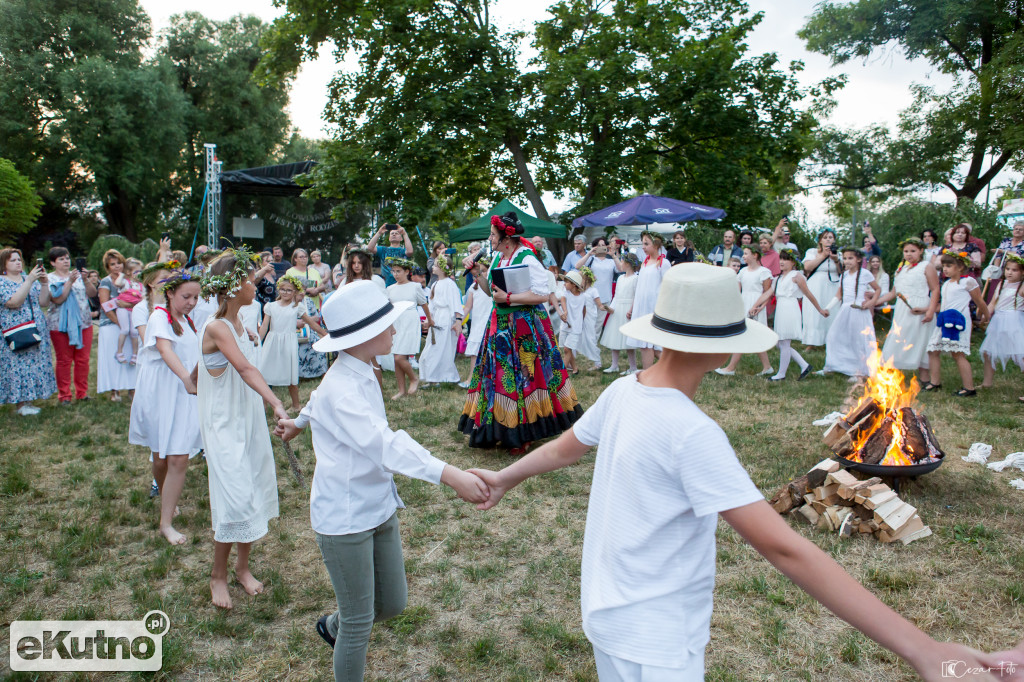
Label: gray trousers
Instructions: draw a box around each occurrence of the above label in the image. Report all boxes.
[315,512,408,682]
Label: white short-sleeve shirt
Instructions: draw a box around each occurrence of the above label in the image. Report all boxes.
[572,375,764,668]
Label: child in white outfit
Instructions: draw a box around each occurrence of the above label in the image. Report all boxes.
[467,263,1020,682]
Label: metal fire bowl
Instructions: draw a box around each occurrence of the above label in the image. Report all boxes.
[833,454,944,478]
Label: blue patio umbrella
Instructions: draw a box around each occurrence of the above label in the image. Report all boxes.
[571,193,726,228]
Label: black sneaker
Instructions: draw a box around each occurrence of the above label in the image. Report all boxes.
[798,364,813,381]
[149,481,159,498]
[316,615,336,648]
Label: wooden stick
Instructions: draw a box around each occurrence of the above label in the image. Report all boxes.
[280,438,306,487]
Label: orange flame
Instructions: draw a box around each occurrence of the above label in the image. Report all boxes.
[846,346,921,466]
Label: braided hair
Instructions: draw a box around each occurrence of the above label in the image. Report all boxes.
[838,247,864,304]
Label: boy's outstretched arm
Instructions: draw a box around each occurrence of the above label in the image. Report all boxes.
[722,500,1024,681]
[469,428,591,510]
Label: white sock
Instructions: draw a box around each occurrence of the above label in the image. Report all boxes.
[609,350,620,371]
[791,346,809,371]
[627,350,637,372]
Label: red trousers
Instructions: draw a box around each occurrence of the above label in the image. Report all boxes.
[50,326,93,401]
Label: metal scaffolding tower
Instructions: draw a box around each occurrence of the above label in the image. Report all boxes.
[204,143,222,248]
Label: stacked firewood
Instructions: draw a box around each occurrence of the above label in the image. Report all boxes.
[769,459,932,545]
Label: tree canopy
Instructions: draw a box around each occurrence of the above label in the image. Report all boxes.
[799,0,1024,206]
[261,0,837,229]
[0,157,43,242]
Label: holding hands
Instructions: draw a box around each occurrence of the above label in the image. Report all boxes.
[441,465,490,504]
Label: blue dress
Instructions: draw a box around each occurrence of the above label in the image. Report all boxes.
[0,277,56,404]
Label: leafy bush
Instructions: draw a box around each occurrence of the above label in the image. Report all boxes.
[85,235,159,272]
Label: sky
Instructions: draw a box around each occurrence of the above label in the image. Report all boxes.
[140,0,1015,224]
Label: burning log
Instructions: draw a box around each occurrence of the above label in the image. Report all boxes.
[860,413,896,465]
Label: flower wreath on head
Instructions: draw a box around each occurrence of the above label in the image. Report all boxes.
[941,247,972,269]
[817,227,836,239]
[491,214,517,237]
[158,268,197,294]
[199,245,261,300]
[385,256,418,272]
[640,230,663,244]
[577,265,596,285]
[473,253,493,270]
[839,245,861,256]
[622,252,642,270]
[898,237,925,251]
[1002,252,1024,268]
[276,273,305,293]
[435,254,455,277]
[779,248,803,266]
[140,260,179,279]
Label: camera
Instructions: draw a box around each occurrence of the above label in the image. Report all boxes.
[829,245,838,255]
[594,245,608,255]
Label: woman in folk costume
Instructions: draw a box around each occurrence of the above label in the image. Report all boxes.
[418,254,463,385]
[459,212,583,454]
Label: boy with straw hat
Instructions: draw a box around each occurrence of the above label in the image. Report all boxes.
[469,263,1022,681]
[275,280,489,681]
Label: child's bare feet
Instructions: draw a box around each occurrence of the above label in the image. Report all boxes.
[210,578,233,609]
[235,568,264,596]
[161,526,187,545]
[408,379,420,394]
[390,391,406,400]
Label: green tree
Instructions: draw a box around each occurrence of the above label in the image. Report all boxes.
[261,0,830,229]
[799,0,1024,204]
[0,157,43,242]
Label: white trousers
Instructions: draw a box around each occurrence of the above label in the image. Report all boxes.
[593,645,704,682]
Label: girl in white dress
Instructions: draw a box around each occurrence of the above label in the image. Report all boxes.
[717,247,774,376]
[925,252,990,396]
[823,248,882,377]
[132,262,172,344]
[198,251,287,610]
[258,275,326,412]
[577,266,606,370]
[626,232,673,369]
[868,255,890,306]
[386,258,432,399]
[558,270,587,373]
[801,228,842,347]
[981,255,1024,387]
[600,253,639,375]
[419,256,463,385]
[128,269,203,546]
[751,250,828,381]
[460,258,493,387]
[878,239,940,382]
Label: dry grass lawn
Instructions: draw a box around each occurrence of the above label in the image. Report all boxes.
[1,333,1023,681]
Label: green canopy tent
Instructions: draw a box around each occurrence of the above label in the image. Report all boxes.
[448,199,568,242]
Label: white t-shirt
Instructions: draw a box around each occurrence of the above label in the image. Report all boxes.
[572,375,764,668]
[131,300,151,331]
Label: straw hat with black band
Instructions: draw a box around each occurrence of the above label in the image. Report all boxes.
[619,263,778,354]
[313,280,412,353]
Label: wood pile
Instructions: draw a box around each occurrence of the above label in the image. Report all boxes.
[769,459,932,545]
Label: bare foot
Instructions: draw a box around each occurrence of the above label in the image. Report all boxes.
[235,568,264,596]
[408,379,419,395]
[210,578,233,609]
[160,526,187,546]
[173,506,181,518]
[390,391,406,400]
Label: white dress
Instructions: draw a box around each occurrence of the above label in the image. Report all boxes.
[927,277,979,355]
[584,256,617,306]
[824,269,876,376]
[979,282,1024,369]
[419,278,462,383]
[881,262,932,370]
[802,248,841,345]
[387,282,428,356]
[738,265,771,324]
[190,295,218,332]
[259,301,300,386]
[600,272,638,350]
[464,282,494,357]
[773,271,804,340]
[128,310,202,457]
[560,289,586,352]
[626,256,672,349]
[198,319,280,543]
[96,276,137,393]
[579,287,603,364]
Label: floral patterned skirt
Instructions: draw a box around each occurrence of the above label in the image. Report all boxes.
[458,305,583,449]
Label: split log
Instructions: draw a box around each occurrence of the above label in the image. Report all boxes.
[877,514,925,543]
[853,483,889,504]
[770,488,797,514]
[897,526,932,545]
[861,413,896,465]
[871,497,905,522]
[787,474,811,501]
[899,407,929,463]
[826,469,860,488]
[862,489,898,510]
[795,506,820,526]
[917,413,945,459]
[807,459,842,488]
[877,502,918,534]
[839,476,883,500]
